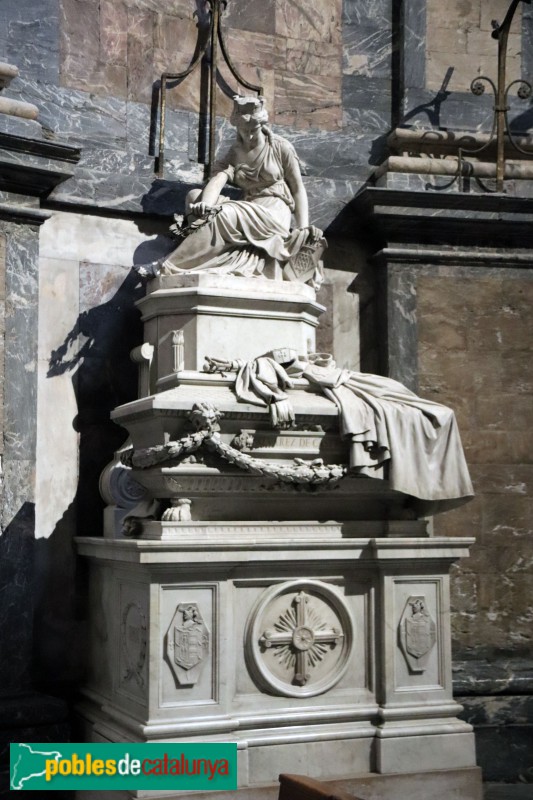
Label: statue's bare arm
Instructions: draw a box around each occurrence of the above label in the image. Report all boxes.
[285,161,322,245]
[191,171,229,216]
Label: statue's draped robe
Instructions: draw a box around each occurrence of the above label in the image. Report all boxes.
[233,357,474,514]
[161,132,308,276]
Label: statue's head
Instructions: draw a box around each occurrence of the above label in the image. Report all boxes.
[231,95,268,131]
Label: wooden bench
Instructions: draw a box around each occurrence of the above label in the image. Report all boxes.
[279,773,365,800]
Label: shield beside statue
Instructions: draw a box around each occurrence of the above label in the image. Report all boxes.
[284,239,327,287]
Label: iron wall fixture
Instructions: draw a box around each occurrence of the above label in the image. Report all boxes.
[157,0,262,179]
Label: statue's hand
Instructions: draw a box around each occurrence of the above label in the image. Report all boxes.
[204,356,234,374]
[305,225,323,246]
[190,202,215,218]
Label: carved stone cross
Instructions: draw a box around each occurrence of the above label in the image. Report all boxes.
[259,591,344,686]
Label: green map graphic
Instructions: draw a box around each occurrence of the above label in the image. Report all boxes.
[10,743,63,790]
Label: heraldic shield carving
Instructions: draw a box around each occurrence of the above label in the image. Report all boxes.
[166,603,210,685]
[398,595,437,673]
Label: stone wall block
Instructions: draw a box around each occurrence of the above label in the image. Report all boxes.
[482,494,533,538]
[13,78,127,148]
[343,23,392,78]
[480,0,523,31]
[100,0,128,66]
[275,0,342,44]
[476,393,533,432]
[225,28,275,71]
[343,0,393,79]
[124,0,200,17]
[426,24,468,55]
[4,306,38,462]
[60,0,100,89]
[4,0,60,85]
[418,313,469,351]
[127,10,155,105]
[427,0,481,31]
[282,129,376,178]
[450,567,478,615]
[274,72,342,130]
[343,75,392,132]
[225,0,275,36]
[5,226,39,309]
[500,351,533,393]
[473,465,533,496]
[463,430,533,466]
[286,39,341,77]
[153,13,198,77]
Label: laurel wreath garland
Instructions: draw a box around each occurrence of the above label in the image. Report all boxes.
[120,403,347,486]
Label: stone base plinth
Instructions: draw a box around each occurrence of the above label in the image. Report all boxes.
[76,530,476,794]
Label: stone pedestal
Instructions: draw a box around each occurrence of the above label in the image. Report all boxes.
[77,530,477,798]
[136,274,324,389]
[77,275,481,799]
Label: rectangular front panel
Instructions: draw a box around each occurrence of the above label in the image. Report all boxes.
[379,572,453,707]
[159,583,219,709]
[232,573,375,712]
[393,578,443,692]
[116,580,149,707]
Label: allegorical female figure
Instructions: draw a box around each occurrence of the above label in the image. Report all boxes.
[151,95,324,282]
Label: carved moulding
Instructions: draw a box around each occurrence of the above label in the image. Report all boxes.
[245,580,354,698]
[166,603,210,686]
[398,595,437,673]
[120,602,148,688]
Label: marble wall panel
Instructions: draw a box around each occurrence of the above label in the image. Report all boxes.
[275,0,342,44]
[3,0,60,85]
[286,39,340,77]
[100,0,128,67]
[225,0,276,36]
[3,226,39,471]
[127,10,157,106]
[36,213,154,540]
[0,235,5,456]
[403,0,426,90]
[402,86,495,131]
[274,72,342,130]
[8,78,128,149]
[303,176,364,234]
[343,0,393,79]
[286,129,383,178]
[343,75,392,133]
[316,262,361,372]
[35,254,79,542]
[523,3,533,81]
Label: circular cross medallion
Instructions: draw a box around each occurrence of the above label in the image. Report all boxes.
[245,580,354,698]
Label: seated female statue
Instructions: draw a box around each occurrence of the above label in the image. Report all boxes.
[154,95,324,282]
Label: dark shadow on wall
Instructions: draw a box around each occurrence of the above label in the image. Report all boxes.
[47,269,146,540]
[0,504,73,800]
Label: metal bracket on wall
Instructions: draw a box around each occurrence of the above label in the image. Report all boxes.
[441,0,532,193]
[156,0,262,179]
